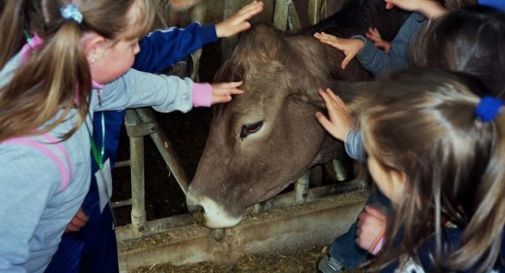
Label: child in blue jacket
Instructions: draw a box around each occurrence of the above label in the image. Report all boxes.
[44,2,264,273]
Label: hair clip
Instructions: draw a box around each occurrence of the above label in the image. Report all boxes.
[475,96,503,122]
[60,3,83,24]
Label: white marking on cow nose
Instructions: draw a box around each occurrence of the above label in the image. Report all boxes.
[199,197,243,228]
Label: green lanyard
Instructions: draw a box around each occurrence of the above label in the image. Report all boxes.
[85,112,106,169]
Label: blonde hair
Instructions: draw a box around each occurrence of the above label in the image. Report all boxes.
[0,0,155,142]
[358,68,505,273]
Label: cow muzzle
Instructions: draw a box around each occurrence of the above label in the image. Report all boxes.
[185,190,243,228]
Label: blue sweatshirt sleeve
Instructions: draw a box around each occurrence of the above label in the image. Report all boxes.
[479,0,505,11]
[133,23,218,73]
[353,13,425,76]
[345,128,366,161]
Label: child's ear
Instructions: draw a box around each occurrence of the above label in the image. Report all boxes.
[81,32,106,64]
[389,169,407,198]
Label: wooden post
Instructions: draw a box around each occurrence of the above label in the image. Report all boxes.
[136,108,190,194]
[222,0,240,61]
[190,1,207,81]
[124,110,147,233]
[273,0,289,31]
[295,171,310,204]
[308,0,322,25]
[287,0,302,30]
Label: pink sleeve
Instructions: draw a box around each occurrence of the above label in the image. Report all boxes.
[192,83,212,107]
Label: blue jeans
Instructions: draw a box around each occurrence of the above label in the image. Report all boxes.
[329,189,391,269]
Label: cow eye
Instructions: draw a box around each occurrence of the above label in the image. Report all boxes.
[240,121,263,139]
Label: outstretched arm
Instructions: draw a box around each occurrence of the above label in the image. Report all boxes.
[134,1,263,73]
[353,12,425,76]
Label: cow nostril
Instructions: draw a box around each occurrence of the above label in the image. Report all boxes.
[188,204,206,225]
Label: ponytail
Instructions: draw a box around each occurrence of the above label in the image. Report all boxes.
[0,0,153,142]
[0,20,91,141]
[449,113,505,272]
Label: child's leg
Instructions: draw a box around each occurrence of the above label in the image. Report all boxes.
[327,221,370,270]
[44,233,86,273]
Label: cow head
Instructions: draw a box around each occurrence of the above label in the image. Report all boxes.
[185,24,373,228]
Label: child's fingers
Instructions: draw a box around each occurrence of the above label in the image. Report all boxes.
[75,209,89,222]
[71,217,87,228]
[66,224,80,232]
[236,1,264,20]
[318,89,337,111]
[385,0,395,10]
[341,54,353,69]
[317,38,341,50]
[325,89,349,111]
[238,0,263,15]
[215,81,243,89]
[215,95,233,104]
[235,22,252,33]
[315,112,335,133]
[314,32,338,41]
[229,88,245,95]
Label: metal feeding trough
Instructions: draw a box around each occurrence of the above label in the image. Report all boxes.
[117,183,368,271]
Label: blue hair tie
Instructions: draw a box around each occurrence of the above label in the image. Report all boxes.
[60,3,83,24]
[475,96,503,122]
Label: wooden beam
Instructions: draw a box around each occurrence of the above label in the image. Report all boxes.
[308,0,321,25]
[222,0,240,61]
[273,0,289,30]
[287,0,302,30]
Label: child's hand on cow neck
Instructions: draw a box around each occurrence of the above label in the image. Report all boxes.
[315,88,354,141]
[216,1,264,38]
[314,32,364,69]
[366,27,391,53]
[211,81,245,105]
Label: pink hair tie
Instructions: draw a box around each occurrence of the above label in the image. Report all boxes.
[20,33,44,62]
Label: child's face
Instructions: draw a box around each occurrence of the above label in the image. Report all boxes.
[88,37,140,84]
[367,154,406,204]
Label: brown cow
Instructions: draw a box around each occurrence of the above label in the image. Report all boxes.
[186,0,409,228]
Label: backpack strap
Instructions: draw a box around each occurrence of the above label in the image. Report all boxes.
[2,133,71,191]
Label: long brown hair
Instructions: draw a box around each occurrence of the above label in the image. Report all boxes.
[0,0,154,142]
[412,5,505,98]
[357,68,505,272]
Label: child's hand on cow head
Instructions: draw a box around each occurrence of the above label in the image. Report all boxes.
[210,81,245,105]
[366,27,391,53]
[216,1,264,38]
[314,32,364,69]
[315,88,354,141]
